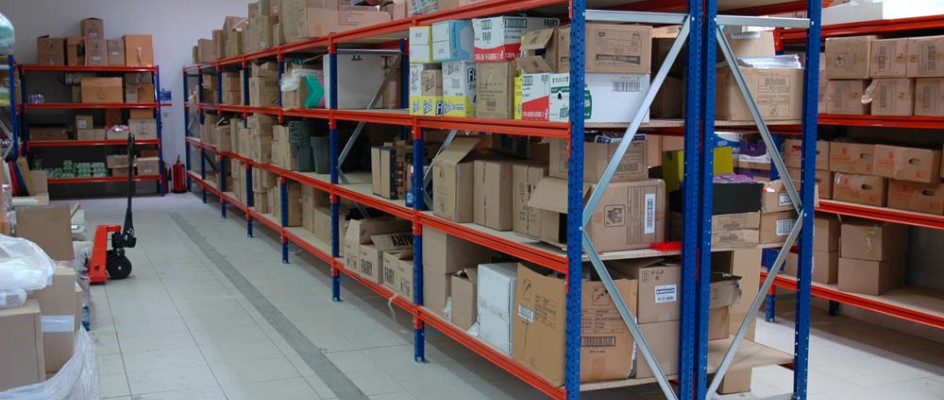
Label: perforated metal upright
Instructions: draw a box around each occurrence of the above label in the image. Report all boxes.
[328,42,343,302]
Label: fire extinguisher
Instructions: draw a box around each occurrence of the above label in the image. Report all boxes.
[172,156,187,193]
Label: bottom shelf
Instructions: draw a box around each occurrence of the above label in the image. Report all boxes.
[48,175,161,184]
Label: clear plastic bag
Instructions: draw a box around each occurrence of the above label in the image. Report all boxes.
[0,329,99,400]
[0,235,56,292]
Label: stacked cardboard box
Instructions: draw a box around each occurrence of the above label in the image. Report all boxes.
[221,71,244,105]
[424,228,491,319]
[281,0,391,45]
[36,18,142,67]
[838,219,909,295]
[827,141,943,211]
[784,214,841,284]
[785,139,833,200]
[371,141,414,200]
[343,218,413,284]
[249,62,279,107]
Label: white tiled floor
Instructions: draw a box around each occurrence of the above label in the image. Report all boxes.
[79,194,944,399]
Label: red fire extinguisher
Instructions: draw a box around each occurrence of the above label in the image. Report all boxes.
[172,156,187,193]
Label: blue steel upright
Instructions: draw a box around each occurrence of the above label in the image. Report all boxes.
[246,163,254,237]
[795,1,822,397]
[221,155,228,218]
[413,127,425,363]
[328,47,342,302]
[184,71,191,189]
[281,177,289,264]
[154,66,165,196]
[565,1,586,397]
[678,1,704,398]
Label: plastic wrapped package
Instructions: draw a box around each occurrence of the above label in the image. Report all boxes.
[0,235,57,292]
[0,329,99,400]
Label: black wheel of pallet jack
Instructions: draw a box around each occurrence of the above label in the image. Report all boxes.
[106,254,133,280]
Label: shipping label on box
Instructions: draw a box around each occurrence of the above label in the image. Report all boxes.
[825,35,874,79]
[471,17,559,62]
[870,38,909,78]
[907,35,944,78]
[549,73,651,123]
[873,144,941,183]
[915,78,944,116]
[442,60,475,117]
[829,142,874,174]
[760,211,797,244]
[520,73,551,121]
[432,20,473,62]
[586,23,652,74]
[833,173,887,207]
[868,78,914,116]
[887,180,944,215]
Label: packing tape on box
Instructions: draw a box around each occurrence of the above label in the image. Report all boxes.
[42,315,75,333]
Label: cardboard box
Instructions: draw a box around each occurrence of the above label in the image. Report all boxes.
[712,212,761,232]
[442,60,476,117]
[709,306,731,340]
[783,139,829,170]
[840,219,909,261]
[128,118,158,139]
[760,211,797,244]
[381,250,414,299]
[408,0,459,15]
[511,264,638,385]
[76,129,106,141]
[35,268,78,374]
[915,78,944,116]
[197,38,216,63]
[814,214,841,252]
[829,142,874,174]
[408,26,433,64]
[124,34,154,66]
[517,27,569,73]
[887,180,944,214]
[761,180,795,213]
[432,20,473,62]
[873,145,941,183]
[473,160,514,231]
[614,261,679,323]
[471,16,559,62]
[408,63,443,116]
[725,29,776,58]
[81,77,123,103]
[512,163,547,238]
[870,38,909,78]
[81,18,104,39]
[838,257,905,295]
[36,36,65,65]
[29,127,69,141]
[651,76,684,118]
[826,79,869,115]
[0,300,44,391]
[869,78,914,116]
[450,268,477,330]
[15,204,75,261]
[716,67,803,120]
[833,173,886,206]
[906,35,944,78]
[636,320,680,379]
[530,178,665,252]
[476,62,515,119]
[343,218,411,274]
[74,114,94,131]
[785,250,840,284]
[424,228,492,318]
[548,137,648,184]
[477,262,517,354]
[85,39,108,66]
[520,73,551,121]
[357,233,414,283]
[585,23,651,74]
[825,35,874,79]
[137,157,160,176]
[65,36,86,66]
[432,137,479,222]
[549,73,651,123]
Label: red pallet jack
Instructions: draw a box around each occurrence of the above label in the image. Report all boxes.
[88,133,138,284]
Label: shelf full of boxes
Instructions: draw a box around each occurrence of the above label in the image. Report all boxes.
[17,17,165,195]
[767,13,944,330]
[182,0,822,398]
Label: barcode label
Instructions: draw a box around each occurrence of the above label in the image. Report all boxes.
[655,284,677,303]
[644,193,656,234]
[778,193,791,206]
[930,45,937,73]
[879,83,890,109]
[776,219,795,236]
[612,79,641,93]
[582,336,617,348]
[518,305,534,322]
[730,31,761,39]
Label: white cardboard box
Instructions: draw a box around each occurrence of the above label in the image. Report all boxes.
[409,26,433,64]
[521,73,551,121]
[442,60,476,117]
[432,20,473,62]
[549,73,651,123]
[476,262,518,355]
[472,17,559,62]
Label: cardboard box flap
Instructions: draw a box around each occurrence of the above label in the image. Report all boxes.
[518,29,556,73]
[709,272,742,309]
[454,267,477,283]
[527,177,587,214]
[521,28,554,52]
[432,137,480,167]
[369,232,414,251]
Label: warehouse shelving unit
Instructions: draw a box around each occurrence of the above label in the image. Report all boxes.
[18,64,166,195]
[2,55,19,161]
[183,0,822,398]
[767,14,944,331]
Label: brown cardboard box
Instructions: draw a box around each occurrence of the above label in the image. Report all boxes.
[281,0,339,43]
[137,157,161,177]
[887,180,944,214]
[81,77,123,103]
[826,80,869,115]
[712,212,761,232]
[760,211,796,244]
[829,142,874,174]
[16,204,75,260]
[869,79,914,116]
[709,306,731,340]
[357,233,413,283]
[129,118,158,139]
[77,129,106,141]
[838,257,905,295]
[711,229,761,248]
[840,219,909,261]
[914,78,944,116]
[548,138,648,184]
[870,38,909,78]
[107,39,125,66]
[873,145,941,183]
[517,28,569,73]
[512,163,547,238]
[30,126,69,141]
[381,250,414,299]
[124,34,154,66]
[530,178,666,252]
[825,35,874,79]
[473,160,514,231]
[35,267,78,374]
[198,38,216,63]
[651,76,684,118]
[511,264,638,385]
[432,137,479,223]
[450,268,477,330]
[906,35,944,78]
[833,173,886,206]
[815,214,841,252]
[422,228,491,317]
[585,23,651,74]
[636,320,680,379]
[0,300,44,391]
[785,250,840,284]
[476,62,515,119]
[712,249,761,316]
[85,39,108,66]
[65,36,86,66]
[761,180,795,213]
[106,154,135,169]
[81,18,104,39]
[783,139,829,170]
[612,260,679,323]
[74,114,94,131]
[36,36,65,65]
[716,67,803,120]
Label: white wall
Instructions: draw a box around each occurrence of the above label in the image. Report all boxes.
[0,0,252,164]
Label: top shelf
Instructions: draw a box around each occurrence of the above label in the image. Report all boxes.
[781,13,944,43]
[21,65,158,73]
